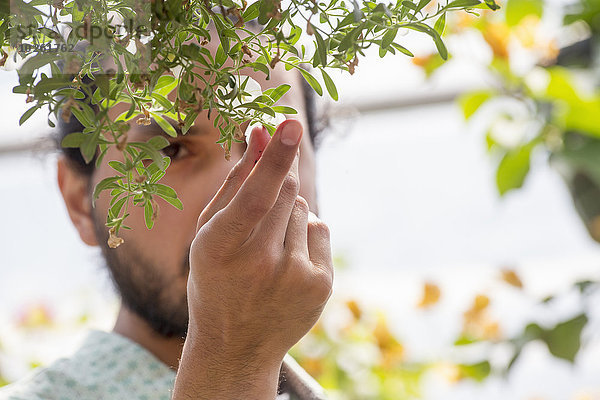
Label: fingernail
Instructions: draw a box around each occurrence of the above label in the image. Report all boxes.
[280,121,301,146]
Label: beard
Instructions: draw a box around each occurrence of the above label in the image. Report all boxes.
[92,212,190,338]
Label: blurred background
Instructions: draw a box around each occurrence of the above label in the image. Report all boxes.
[2,0,600,398]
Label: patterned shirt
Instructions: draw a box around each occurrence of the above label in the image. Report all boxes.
[0,330,303,400]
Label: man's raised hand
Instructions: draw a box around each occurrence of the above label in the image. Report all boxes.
[173,120,333,400]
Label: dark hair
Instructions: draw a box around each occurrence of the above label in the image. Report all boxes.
[55,71,323,177]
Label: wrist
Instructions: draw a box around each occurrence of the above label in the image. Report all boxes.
[185,301,289,366]
[173,328,284,400]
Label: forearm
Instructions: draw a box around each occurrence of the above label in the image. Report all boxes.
[172,329,283,400]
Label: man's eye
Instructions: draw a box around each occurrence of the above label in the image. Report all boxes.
[160,142,189,161]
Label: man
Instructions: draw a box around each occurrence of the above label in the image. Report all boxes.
[0,35,333,399]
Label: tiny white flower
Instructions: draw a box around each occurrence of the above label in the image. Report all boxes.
[490,112,540,149]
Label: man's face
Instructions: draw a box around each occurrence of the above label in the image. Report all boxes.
[84,64,317,338]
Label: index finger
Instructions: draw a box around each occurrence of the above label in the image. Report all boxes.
[220,119,303,238]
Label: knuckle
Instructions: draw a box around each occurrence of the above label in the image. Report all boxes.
[281,174,300,198]
[191,230,218,261]
[195,216,206,233]
[285,251,306,269]
[224,162,243,185]
[309,218,330,239]
[295,195,309,210]
[292,197,310,218]
[243,192,271,219]
[258,246,282,270]
[223,215,248,236]
[265,152,291,175]
[310,265,334,301]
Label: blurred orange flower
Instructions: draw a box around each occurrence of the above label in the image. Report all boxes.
[301,357,324,378]
[514,15,540,48]
[462,294,502,341]
[483,23,510,60]
[417,282,441,309]
[16,303,54,329]
[373,314,405,367]
[412,54,435,68]
[501,268,524,288]
[345,299,362,321]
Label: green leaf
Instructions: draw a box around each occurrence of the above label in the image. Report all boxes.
[564,98,600,139]
[144,201,155,229]
[182,110,199,135]
[215,44,227,69]
[402,1,417,11]
[320,68,338,101]
[313,27,328,67]
[416,0,431,12]
[391,43,414,57]
[574,280,597,295]
[543,314,588,362]
[81,131,100,164]
[268,84,291,102]
[161,195,183,210]
[272,106,297,114]
[288,25,302,45]
[447,0,482,9]
[212,16,231,53]
[246,61,270,78]
[405,22,448,60]
[459,90,493,119]
[154,75,177,95]
[434,13,446,35]
[109,196,128,219]
[95,74,110,98]
[496,144,532,196]
[382,28,398,49]
[148,135,170,150]
[505,0,542,27]
[454,335,479,346]
[258,0,278,25]
[150,112,178,137]
[55,88,85,99]
[96,145,109,168]
[544,68,580,103]
[92,176,122,205]
[33,76,71,96]
[18,52,61,77]
[146,158,170,183]
[19,105,39,126]
[242,0,260,21]
[108,160,127,174]
[151,92,174,111]
[484,0,500,10]
[297,67,323,96]
[71,106,94,128]
[457,361,491,382]
[239,102,276,117]
[338,25,362,52]
[130,142,167,170]
[154,183,178,199]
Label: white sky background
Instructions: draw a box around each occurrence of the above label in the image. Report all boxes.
[2,0,600,397]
